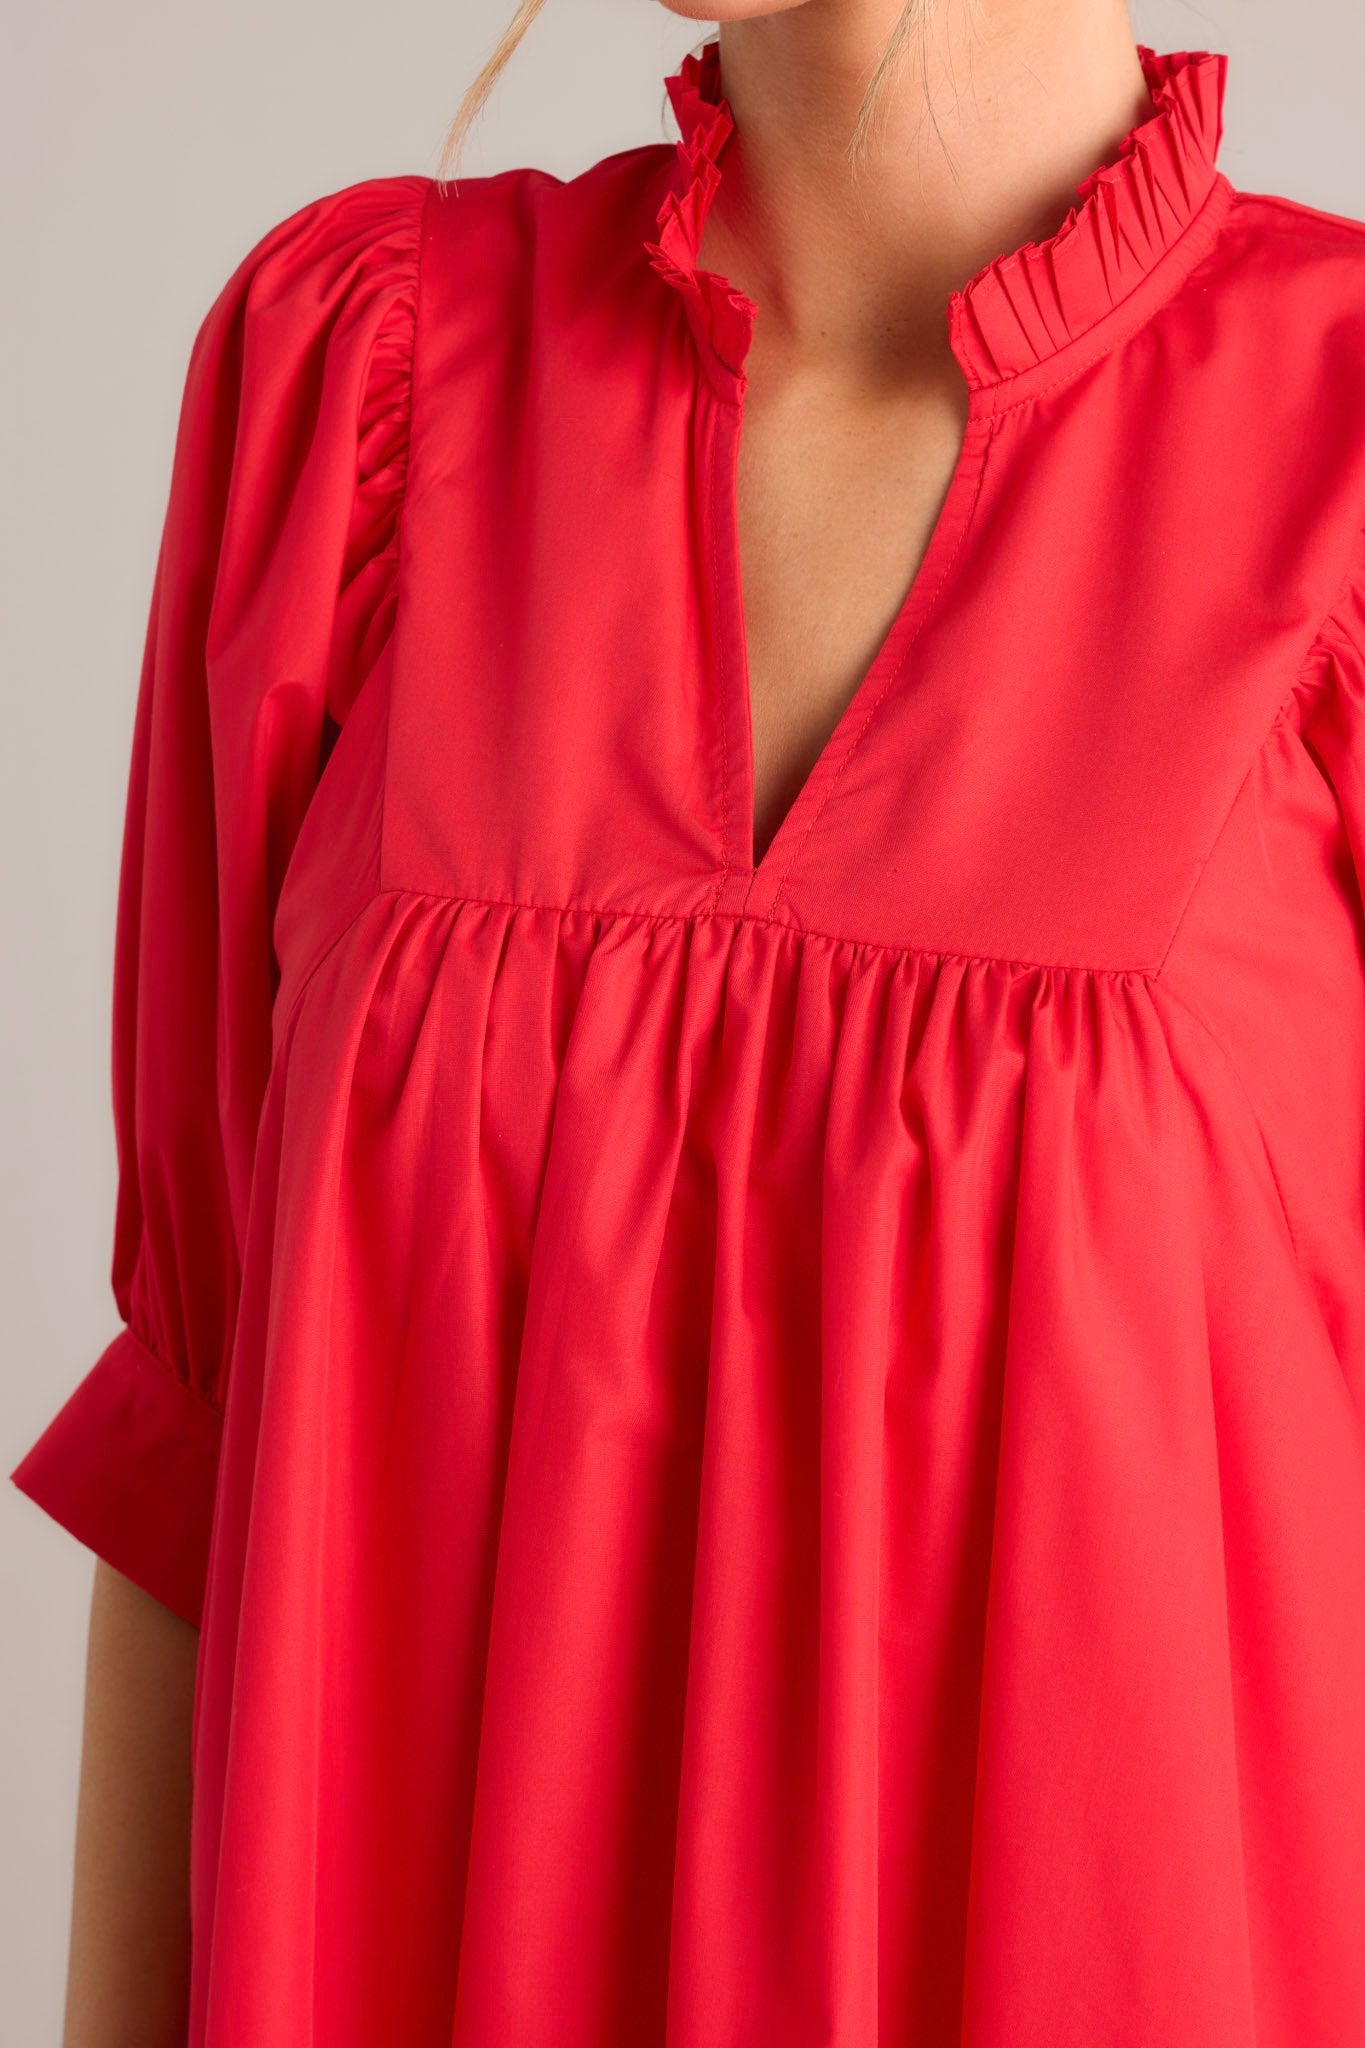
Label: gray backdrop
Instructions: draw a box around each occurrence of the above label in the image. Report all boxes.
[3,3,1361,2034]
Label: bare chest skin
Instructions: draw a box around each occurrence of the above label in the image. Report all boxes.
[734,331,970,865]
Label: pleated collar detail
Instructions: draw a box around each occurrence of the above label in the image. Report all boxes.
[643,37,1230,394]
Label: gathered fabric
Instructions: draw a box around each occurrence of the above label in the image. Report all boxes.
[12,39,1365,2048]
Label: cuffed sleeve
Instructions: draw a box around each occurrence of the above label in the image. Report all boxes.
[11,1329,224,1628]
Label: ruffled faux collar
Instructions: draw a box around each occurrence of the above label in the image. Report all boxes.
[643,37,1230,395]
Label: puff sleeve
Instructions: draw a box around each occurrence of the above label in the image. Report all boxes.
[8,174,428,1627]
[1294,548,1365,890]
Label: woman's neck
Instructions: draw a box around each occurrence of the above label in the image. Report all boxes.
[701,0,1152,376]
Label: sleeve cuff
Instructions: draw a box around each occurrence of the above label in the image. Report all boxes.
[9,1325,223,1628]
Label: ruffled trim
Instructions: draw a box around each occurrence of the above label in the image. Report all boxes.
[952,46,1227,387]
[642,39,758,379]
[644,38,1228,393]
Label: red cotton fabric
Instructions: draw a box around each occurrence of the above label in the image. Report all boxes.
[11,38,1365,2047]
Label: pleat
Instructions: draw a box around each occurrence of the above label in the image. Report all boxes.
[451,910,737,2045]
[184,902,1365,2048]
[665,924,839,2043]
[957,970,1260,2046]
[195,892,431,2044]
[875,957,1034,2041]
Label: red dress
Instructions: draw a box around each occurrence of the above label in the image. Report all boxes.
[12,38,1365,2047]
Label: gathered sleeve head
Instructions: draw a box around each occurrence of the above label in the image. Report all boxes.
[9,174,429,1628]
[1293,539,1365,891]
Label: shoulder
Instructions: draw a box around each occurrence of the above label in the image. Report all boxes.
[405,141,674,376]
[1238,201,1365,717]
[172,145,668,459]
[1199,184,1365,354]
[1222,184,1365,260]
[167,174,438,526]
[191,173,434,353]
[162,178,441,658]
[210,152,663,332]
[417,142,670,272]
[1177,182,1365,507]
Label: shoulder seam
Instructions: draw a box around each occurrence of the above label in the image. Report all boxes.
[376,175,434,894]
[1286,517,1365,719]
[1154,518,1365,980]
[1228,186,1365,247]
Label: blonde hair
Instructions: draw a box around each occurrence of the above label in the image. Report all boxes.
[435,2,930,189]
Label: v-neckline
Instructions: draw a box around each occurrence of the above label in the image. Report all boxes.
[643,35,1231,924]
[705,381,997,923]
